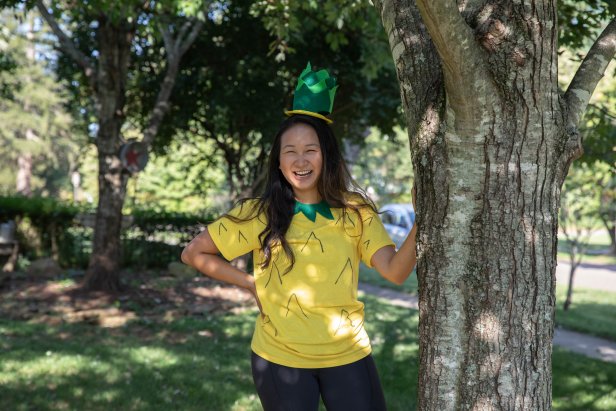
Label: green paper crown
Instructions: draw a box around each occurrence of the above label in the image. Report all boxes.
[286,62,338,123]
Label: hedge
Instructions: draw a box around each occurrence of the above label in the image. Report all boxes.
[0,195,215,269]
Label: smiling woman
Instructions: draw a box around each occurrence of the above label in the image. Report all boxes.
[278,123,323,203]
[181,62,417,411]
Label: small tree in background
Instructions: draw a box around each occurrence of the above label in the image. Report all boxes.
[599,173,616,255]
[559,162,602,311]
[578,102,616,255]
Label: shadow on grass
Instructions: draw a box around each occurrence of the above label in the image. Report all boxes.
[2,294,615,410]
[0,295,419,411]
[359,264,418,296]
[552,347,616,411]
[0,313,260,411]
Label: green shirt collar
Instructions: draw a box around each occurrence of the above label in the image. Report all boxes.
[294,200,334,222]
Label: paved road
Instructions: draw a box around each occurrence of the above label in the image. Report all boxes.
[554,328,616,363]
[556,260,616,292]
[358,282,616,364]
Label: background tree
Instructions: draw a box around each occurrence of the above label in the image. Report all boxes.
[559,26,616,255]
[598,172,616,254]
[0,0,206,291]
[134,0,402,205]
[577,103,616,254]
[350,127,414,204]
[558,162,604,311]
[0,10,78,197]
[370,1,615,409]
[125,136,227,214]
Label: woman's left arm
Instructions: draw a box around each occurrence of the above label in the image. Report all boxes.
[371,185,417,285]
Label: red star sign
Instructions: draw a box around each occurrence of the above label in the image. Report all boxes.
[125,148,139,167]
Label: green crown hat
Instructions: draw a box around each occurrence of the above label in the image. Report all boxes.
[285,62,338,124]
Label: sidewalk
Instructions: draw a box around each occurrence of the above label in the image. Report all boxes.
[556,260,616,292]
[358,283,616,364]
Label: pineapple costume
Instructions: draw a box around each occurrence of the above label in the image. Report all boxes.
[208,199,394,368]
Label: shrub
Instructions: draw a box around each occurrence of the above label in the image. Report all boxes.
[0,196,214,269]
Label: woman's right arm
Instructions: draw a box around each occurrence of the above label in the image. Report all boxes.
[181,228,262,312]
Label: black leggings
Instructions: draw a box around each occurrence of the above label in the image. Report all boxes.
[251,351,387,411]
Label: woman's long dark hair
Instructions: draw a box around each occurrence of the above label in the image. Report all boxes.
[228,114,377,272]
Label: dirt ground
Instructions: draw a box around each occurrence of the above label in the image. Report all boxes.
[0,268,255,331]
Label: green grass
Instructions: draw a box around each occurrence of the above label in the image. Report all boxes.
[0,296,416,411]
[552,347,616,411]
[1,295,615,410]
[555,286,616,342]
[359,264,418,295]
[360,262,616,343]
[0,313,259,411]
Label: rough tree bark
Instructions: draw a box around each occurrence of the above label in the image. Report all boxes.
[84,17,133,292]
[16,26,37,197]
[36,1,202,291]
[374,1,616,409]
[15,153,32,196]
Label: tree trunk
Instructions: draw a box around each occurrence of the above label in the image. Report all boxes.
[563,241,579,311]
[563,265,576,311]
[34,4,203,293]
[411,70,563,409]
[601,216,616,256]
[83,17,133,292]
[16,153,33,196]
[16,20,36,198]
[374,1,616,410]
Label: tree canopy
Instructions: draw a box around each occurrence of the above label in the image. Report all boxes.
[0,10,81,196]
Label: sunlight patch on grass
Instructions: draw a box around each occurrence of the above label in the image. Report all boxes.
[1,292,615,410]
[91,389,121,403]
[1,353,111,383]
[555,285,616,341]
[125,346,181,367]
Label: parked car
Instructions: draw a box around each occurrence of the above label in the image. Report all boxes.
[379,203,415,250]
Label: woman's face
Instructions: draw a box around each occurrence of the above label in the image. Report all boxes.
[279,123,323,203]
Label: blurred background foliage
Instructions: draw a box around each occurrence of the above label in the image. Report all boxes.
[0,0,614,254]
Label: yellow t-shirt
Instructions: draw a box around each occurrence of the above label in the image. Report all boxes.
[207,199,395,368]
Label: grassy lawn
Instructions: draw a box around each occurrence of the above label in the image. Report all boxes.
[1,294,615,410]
[360,264,418,295]
[0,295,417,411]
[552,346,616,411]
[557,230,616,266]
[361,261,616,343]
[555,286,616,342]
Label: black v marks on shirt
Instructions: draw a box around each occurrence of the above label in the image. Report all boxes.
[300,231,324,253]
[285,293,309,318]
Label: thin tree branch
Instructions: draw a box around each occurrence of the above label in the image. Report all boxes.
[141,18,203,148]
[178,19,203,56]
[588,102,616,120]
[35,0,96,90]
[565,18,616,128]
[413,0,489,129]
[413,1,483,76]
[159,23,175,58]
[373,0,444,137]
[174,20,192,52]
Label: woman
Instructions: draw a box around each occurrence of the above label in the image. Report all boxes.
[181,63,417,411]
